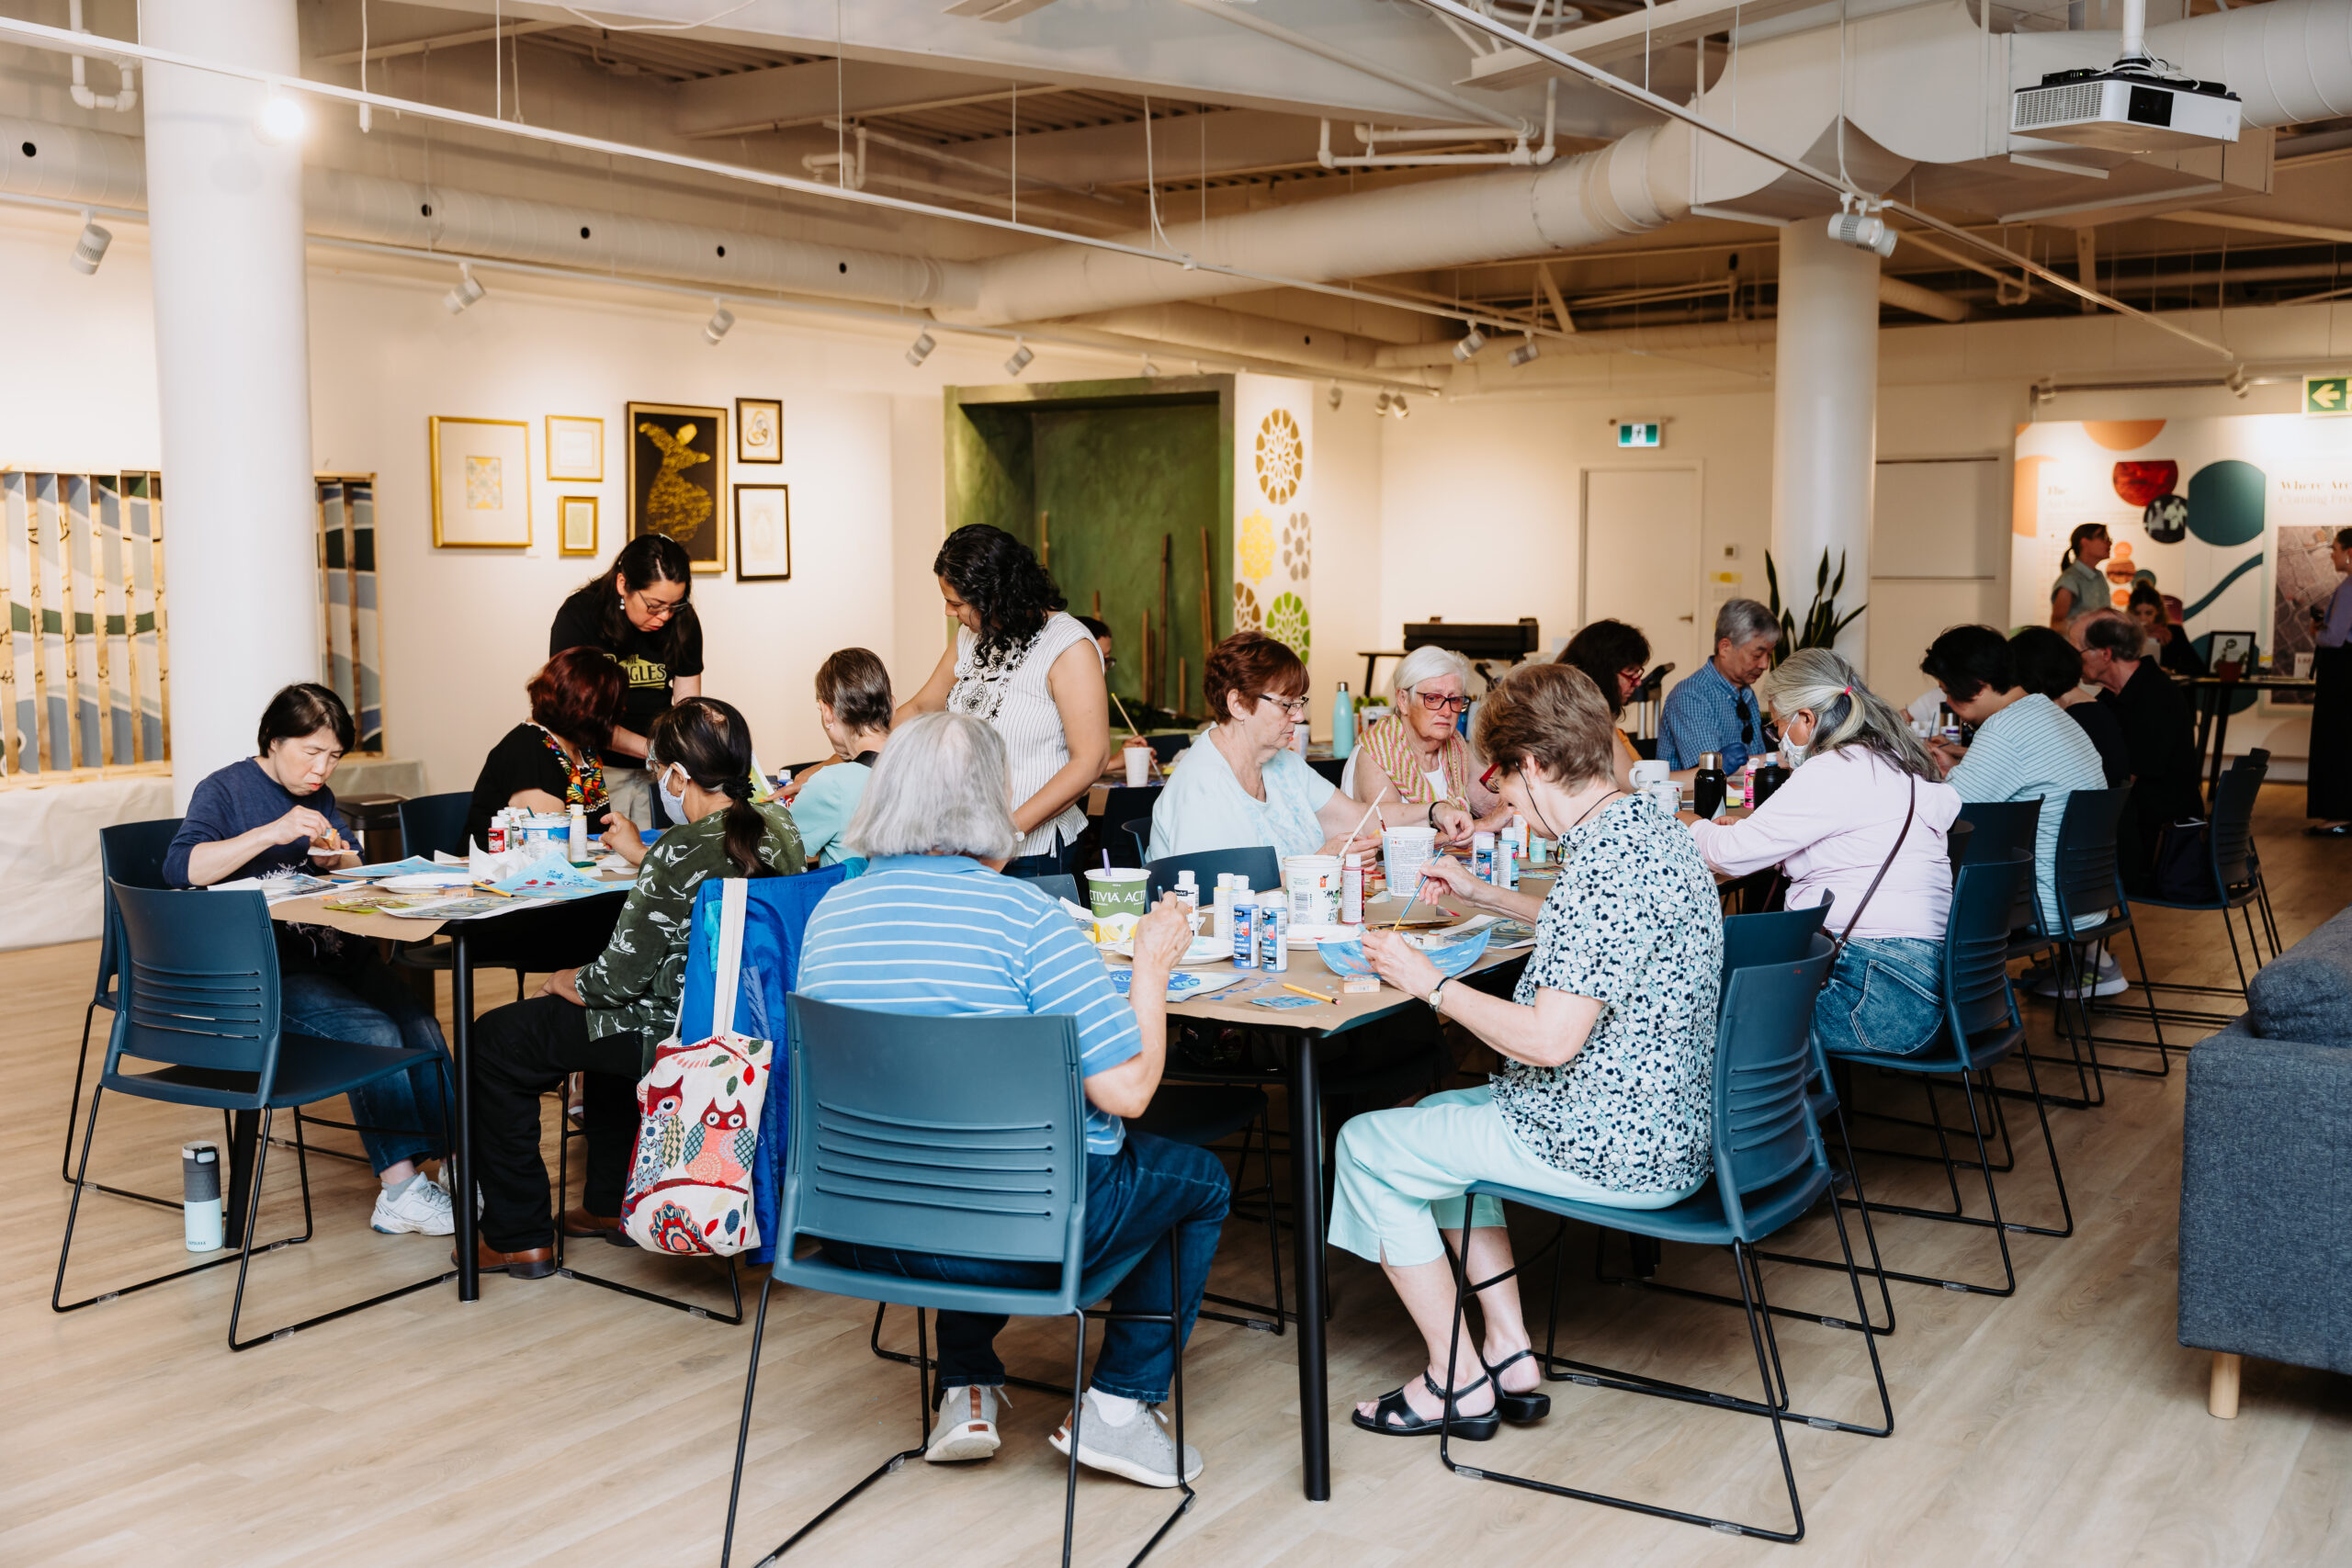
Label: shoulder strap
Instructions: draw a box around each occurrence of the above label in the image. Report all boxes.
[1833,772,1917,953]
[710,876,747,1036]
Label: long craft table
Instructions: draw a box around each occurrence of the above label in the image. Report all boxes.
[264,874,631,1301]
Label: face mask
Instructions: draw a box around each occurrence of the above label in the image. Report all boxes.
[1781,725,1811,769]
[656,762,689,823]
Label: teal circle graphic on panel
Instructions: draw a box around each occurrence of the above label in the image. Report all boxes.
[2185,459,2265,547]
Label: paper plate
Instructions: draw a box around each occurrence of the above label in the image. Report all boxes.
[1108,932,1230,966]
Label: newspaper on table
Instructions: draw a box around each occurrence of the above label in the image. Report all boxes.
[209,871,337,905]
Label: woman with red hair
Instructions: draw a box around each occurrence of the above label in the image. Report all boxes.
[464,648,628,852]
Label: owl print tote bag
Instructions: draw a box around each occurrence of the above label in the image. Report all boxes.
[621,876,775,1257]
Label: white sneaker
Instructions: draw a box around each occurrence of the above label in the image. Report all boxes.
[371,1174,456,1236]
[926,1385,1004,1463]
[1050,1403,1204,1488]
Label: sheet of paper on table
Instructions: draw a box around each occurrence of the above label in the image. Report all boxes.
[1108,968,1249,1002]
[210,872,338,904]
[384,894,557,921]
[328,855,447,882]
[490,852,615,901]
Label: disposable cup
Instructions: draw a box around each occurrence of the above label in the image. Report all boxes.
[1086,867,1149,921]
[1284,855,1342,926]
[1383,825,1438,896]
[1124,746,1153,787]
[1645,781,1683,818]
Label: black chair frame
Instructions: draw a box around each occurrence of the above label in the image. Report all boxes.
[552,1112,744,1324]
[724,1233,1193,1568]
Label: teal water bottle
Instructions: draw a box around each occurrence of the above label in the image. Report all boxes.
[1332,682,1355,760]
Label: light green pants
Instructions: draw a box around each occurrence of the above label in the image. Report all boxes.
[1327,1086,1707,1268]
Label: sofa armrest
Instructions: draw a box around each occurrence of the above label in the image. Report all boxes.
[2177,1021,2352,1375]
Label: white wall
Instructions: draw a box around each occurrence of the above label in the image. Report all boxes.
[1307,389,1382,741]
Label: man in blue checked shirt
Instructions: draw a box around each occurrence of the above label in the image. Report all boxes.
[797,711,1227,1492]
[1657,598,1781,773]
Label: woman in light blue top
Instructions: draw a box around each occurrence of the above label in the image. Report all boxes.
[1148,632,1464,863]
[789,648,892,867]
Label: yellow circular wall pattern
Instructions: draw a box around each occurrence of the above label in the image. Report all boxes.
[1238,508,1275,581]
[1255,409,1304,504]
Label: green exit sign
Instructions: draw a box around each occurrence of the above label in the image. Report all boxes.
[2306,375,2349,416]
[1617,422,1663,448]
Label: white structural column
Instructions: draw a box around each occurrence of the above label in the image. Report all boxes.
[1770,221,1881,675]
[143,0,319,806]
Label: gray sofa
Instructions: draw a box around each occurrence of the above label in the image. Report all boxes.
[2178,904,2352,1416]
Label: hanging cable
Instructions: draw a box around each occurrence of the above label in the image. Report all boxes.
[558,2,756,31]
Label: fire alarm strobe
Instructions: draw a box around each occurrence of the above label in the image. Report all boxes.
[2011,65,2240,153]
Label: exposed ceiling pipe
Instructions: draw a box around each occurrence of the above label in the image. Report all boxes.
[66,0,134,112]
[1173,0,1532,138]
[1878,275,1970,323]
[0,117,966,308]
[1058,303,1387,372]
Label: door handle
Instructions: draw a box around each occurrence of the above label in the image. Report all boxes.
[1678,615,1694,621]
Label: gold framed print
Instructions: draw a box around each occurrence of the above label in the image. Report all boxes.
[558,494,600,558]
[626,400,727,574]
[428,416,532,548]
[734,484,790,581]
[546,414,605,481]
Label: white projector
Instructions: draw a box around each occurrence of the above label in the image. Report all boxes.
[2011,68,2240,152]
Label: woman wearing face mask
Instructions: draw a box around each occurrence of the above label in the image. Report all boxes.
[462,696,805,1274]
[2050,524,2112,631]
[548,536,705,829]
[1334,663,1723,1439]
[1690,649,1961,1057]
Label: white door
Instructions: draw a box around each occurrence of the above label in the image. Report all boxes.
[1581,466,1702,682]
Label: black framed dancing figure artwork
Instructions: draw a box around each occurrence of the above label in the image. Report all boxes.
[627,400,728,574]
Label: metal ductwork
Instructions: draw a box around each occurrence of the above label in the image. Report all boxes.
[938,122,1692,328]
[2141,0,2352,130]
[0,117,976,310]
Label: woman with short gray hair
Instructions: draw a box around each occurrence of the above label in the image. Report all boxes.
[798,708,1228,1490]
[1353,644,1510,839]
[1691,649,1962,1057]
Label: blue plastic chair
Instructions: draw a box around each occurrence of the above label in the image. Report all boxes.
[63,817,185,1201]
[1825,853,2074,1299]
[2127,761,2267,1024]
[1013,871,1081,907]
[721,996,1194,1568]
[2045,785,2173,1080]
[1145,844,1280,906]
[556,863,850,1322]
[54,882,456,1350]
[395,790,470,858]
[1447,940,1881,1543]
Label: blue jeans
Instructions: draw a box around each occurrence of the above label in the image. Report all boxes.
[1813,937,1946,1058]
[822,1131,1230,1404]
[279,959,453,1174]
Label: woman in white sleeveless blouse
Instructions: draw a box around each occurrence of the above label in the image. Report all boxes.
[899,525,1111,875]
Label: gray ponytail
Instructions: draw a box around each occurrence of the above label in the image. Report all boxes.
[1755,649,1938,782]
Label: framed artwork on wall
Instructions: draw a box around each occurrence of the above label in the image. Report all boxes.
[558,495,600,558]
[734,485,790,581]
[626,401,727,574]
[546,414,604,481]
[428,416,532,548]
[736,397,783,464]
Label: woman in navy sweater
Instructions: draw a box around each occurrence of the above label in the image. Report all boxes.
[163,684,456,1239]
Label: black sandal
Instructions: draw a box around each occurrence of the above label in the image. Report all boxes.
[1351,1372,1500,1441]
[1483,1348,1552,1424]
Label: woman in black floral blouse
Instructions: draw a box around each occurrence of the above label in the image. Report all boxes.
[1334,661,1724,1440]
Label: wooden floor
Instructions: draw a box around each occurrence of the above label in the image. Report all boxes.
[6,782,2349,1567]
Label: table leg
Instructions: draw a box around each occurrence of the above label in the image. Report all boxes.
[453,927,479,1302]
[222,1109,260,1249]
[1287,1032,1329,1502]
[2207,687,2237,806]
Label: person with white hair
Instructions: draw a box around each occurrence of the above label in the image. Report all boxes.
[1690,649,1962,1057]
[1656,598,1781,773]
[796,711,1229,1491]
[1351,643,1510,840]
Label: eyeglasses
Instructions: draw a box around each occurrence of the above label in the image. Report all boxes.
[1738,700,1755,746]
[1480,763,1500,791]
[1414,691,1472,716]
[1254,693,1309,719]
[632,596,684,621]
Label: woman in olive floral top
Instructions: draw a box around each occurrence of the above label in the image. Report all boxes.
[465,697,804,1278]
[1333,662,1722,1441]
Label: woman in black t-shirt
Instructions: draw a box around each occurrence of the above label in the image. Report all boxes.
[466,649,628,852]
[549,536,705,827]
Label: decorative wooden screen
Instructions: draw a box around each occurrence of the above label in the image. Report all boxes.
[316,476,385,754]
[0,470,168,784]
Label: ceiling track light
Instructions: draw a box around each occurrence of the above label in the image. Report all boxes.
[256,94,307,145]
[905,329,937,367]
[704,303,736,345]
[68,210,109,276]
[1507,338,1540,367]
[1004,339,1034,378]
[443,262,485,314]
[1453,325,1488,363]
[1327,381,1343,411]
[1140,356,1162,379]
[1374,390,1393,416]
[1393,394,1411,420]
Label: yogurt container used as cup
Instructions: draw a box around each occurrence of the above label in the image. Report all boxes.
[1085,867,1150,922]
[1284,854,1342,926]
[1382,826,1438,897]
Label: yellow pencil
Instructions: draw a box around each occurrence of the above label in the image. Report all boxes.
[1281,983,1336,1004]
[469,882,517,898]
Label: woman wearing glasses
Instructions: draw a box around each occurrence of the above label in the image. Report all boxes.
[1351,646,1510,841]
[548,536,704,829]
[1149,633,1464,862]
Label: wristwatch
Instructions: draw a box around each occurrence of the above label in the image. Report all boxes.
[1426,976,1449,1014]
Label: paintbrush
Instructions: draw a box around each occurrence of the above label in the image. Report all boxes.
[1107,690,1164,777]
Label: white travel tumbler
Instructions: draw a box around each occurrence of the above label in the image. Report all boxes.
[183,1141,224,1253]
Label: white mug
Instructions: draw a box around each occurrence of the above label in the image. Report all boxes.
[1630,759,1671,788]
